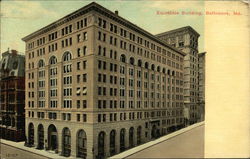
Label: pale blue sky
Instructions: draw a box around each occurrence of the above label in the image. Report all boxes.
[1,0,204,54]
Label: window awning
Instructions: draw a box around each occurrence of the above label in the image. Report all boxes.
[83,87,87,94]
[76,88,81,94]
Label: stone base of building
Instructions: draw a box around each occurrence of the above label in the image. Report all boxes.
[25,118,184,159]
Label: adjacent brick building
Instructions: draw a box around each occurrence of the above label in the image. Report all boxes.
[0,49,25,142]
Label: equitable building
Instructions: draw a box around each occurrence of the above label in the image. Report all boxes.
[22,2,188,159]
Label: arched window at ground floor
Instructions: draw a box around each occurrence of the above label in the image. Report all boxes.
[77,129,87,159]
[37,124,44,149]
[28,123,34,146]
[48,124,58,151]
[151,124,161,139]
[110,130,116,156]
[120,129,125,152]
[98,131,105,159]
[62,127,71,157]
[129,127,134,148]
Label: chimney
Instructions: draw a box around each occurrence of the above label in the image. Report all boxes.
[11,49,17,56]
[115,10,119,15]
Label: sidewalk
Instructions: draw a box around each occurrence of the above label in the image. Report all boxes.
[109,121,204,159]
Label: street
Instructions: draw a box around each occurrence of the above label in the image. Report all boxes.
[126,124,204,158]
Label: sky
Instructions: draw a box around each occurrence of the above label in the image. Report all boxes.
[0,0,205,54]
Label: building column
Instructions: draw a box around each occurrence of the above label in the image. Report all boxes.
[71,130,77,157]
[44,126,48,150]
[105,132,110,158]
[25,119,30,145]
[134,128,137,147]
[87,127,94,159]
[125,128,129,149]
[34,126,38,148]
[58,131,63,156]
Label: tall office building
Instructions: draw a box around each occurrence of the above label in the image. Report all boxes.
[156,26,201,125]
[22,2,186,159]
[0,49,26,142]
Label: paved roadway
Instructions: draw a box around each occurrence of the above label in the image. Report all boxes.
[126,125,204,158]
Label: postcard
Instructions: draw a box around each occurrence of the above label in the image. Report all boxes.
[0,1,249,159]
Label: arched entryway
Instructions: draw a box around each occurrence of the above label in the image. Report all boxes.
[151,124,161,139]
[98,131,105,159]
[151,124,157,139]
[48,124,58,151]
[110,130,116,156]
[137,126,142,145]
[62,127,71,157]
[28,123,34,146]
[77,129,87,159]
[129,127,134,148]
[120,129,125,152]
[37,124,44,149]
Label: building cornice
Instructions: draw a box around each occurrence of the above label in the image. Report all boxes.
[22,2,186,56]
[22,2,95,42]
[155,26,200,38]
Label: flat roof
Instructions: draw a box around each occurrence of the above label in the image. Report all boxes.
[22,2,186,56]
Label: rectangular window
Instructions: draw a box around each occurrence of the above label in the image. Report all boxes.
[77,62,81,70]
[77,100,80,108]
[83,46,87,56]
[103,74,106,83]
[83,114,87,122]
[98,31,101,40]
[67,113,71,121]
[98,87,102,95]
[83,100,87,108]
[103,20,106,28]
[103,87,106,95]
[77,114,81,121]
[103,100,106,108]
[98,60,102,69]
[98,73,102,82]
[84,18,87,27]
[110,114,113,121]
[77,75,81,83]
[82,61,87,69]
[83,74,87,82]
[83,32,87,40]
[98,114,101,122]
[63,113,66,120]
[103,61,106,70]
[98,100,102,109]
[103,33,106,42]
[103,114,106,122]
[77,34,81,42]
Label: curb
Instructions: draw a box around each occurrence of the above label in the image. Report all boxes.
[109,121,204,159]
